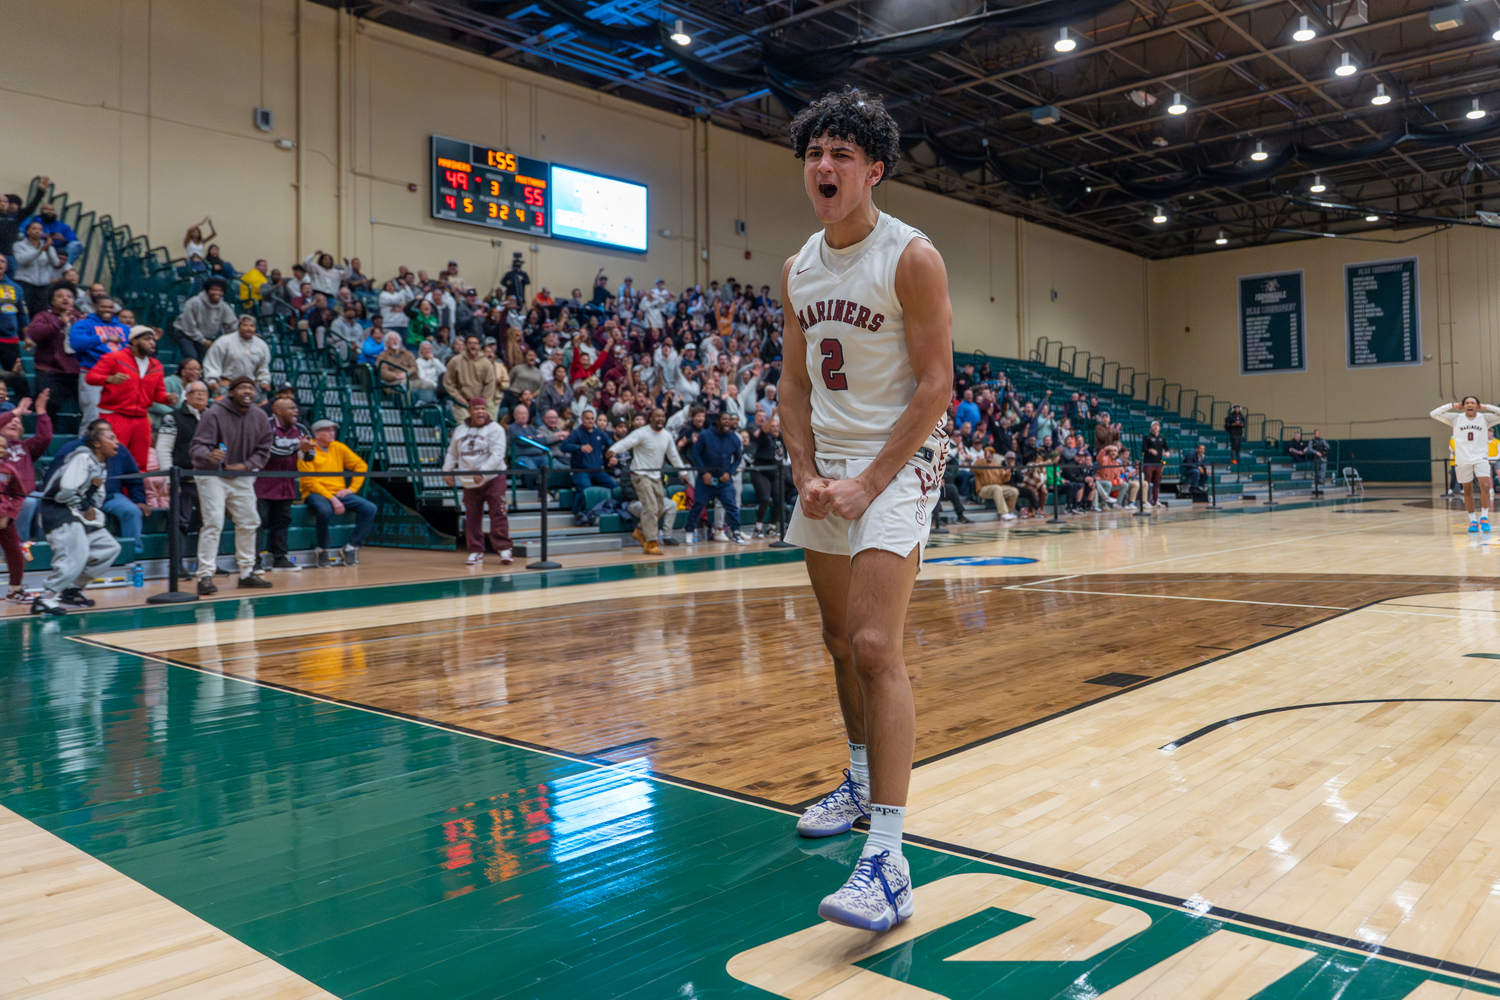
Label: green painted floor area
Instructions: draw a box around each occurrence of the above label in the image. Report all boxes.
[4,564,1499,999]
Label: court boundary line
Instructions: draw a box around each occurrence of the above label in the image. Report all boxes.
[1160,697,1500,749]
[65,629,1500,991]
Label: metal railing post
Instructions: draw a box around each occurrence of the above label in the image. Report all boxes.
[147,466,197,603]
[527,469,561,570]
[768,462,794,548]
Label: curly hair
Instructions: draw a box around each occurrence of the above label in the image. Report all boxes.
[789,89,901,184]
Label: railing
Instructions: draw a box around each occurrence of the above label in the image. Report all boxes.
[1146,377,1165,407]
[1160,383,1181,413]
[1179,389,1198,422]
[1058,344,1077,375]
[1101,360,1119,390]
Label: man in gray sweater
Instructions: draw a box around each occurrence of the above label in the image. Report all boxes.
[190,376,274,593]
[174,279,239,362]
[32,419,122,615]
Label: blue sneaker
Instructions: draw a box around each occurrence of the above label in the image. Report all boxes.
[1484,517,1492,533]
[818,849,914,931]
[1471,521,1481,533]
[797,770,870,837]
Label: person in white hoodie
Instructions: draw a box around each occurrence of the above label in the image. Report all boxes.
[33,419,122,615]
[443,397,512,566]
[608,407,685,555]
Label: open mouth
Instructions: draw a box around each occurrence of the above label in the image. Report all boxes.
[818,183,838,199]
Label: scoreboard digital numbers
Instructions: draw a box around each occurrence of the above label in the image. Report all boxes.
[431,135,549,237]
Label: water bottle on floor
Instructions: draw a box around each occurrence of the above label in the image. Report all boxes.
[131,563,144,588]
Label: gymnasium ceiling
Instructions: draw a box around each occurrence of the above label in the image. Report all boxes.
[329,0,1500,258]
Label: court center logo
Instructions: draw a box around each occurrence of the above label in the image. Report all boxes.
[727,871,1489,999]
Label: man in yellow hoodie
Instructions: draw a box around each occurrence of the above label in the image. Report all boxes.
[298,419,374,567]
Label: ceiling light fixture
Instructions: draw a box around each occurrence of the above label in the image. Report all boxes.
[1468,98,1487,119]
[1372,83,1391,105]
[1167,92,1188,115]
[1336,52,1357,76]
[1293,15,1317,41]
[1215,230,1229,245]
[1251,140,1269,161]
[670,18,691,45]
[1365,213,1380,221]
[1055,27,1077,52]
[1309,175,1327,193]
[1152,206,1168,224]
[1494,27,1500,40]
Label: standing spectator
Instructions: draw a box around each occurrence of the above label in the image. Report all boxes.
[0,393,50,604]
[1308,429,1329,484]
[345,258,372,292]
[69,296,128,425]
[687,411,746,543]
[32,419,121,615]
[329,303,364,361]
[303,252,345,296]
[21,202,81,264]
[85,326,176,468]
[442,336,497,424]
[174,278,238,361]
[379,279,412,337]
[189,377,273,593]
[500,256,530,303]
[25,285,79,418]
[12,221,63,318]
[297,419,373,568]
[746,411,784,537]
[562,409,618,519]
[202,315,272,394]
[1141,420,1167,508]
[0,257,27,402]
[50,431,152,560]
[168,380,210,577]
[607,408,683,555]
[256,397,310,571]
[955,389,980,431]
[443,399,512,566]
[183,216,216,259]
[1224,405,1246,465]
[0,181,48,272]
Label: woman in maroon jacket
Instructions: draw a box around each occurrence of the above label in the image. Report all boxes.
[24,285,80,418]
[0,391,52,602]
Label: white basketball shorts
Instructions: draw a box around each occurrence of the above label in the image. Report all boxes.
[786,447,942,566]
[1456,459,1492,484]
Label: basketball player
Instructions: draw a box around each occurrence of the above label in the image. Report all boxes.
[1432,396,1500,532]
[779,90,953,931]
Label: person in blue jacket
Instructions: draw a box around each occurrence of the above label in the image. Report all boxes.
[52,433,152,556]
[68,297,128,424]
[688,411,746,544]
[561,409,617,515]
[23,203,82,264]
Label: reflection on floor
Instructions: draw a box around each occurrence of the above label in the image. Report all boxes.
[9,494,1500,999]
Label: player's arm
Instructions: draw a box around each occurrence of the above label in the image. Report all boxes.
[1431,403,1459,423]
[778,254,833,516]
[1483,404,1500,426]
[818,238,953,521]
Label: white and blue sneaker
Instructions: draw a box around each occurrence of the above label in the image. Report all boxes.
[1484,516,1492,533]
[1471,520,1481,534]
[818,849,914,931]
[797,770,870,837]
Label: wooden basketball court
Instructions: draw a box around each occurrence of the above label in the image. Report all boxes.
[9,492,1500,999]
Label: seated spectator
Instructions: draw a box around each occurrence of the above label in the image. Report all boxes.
[1180,444,1208,497]
[416,341,445,389]
[32,419,122,615]
[563,409,618,519]
[202,315,272,395]
[357,318,386,365]
[204,244,237,280]
[345,257,372,292]
[256,396,311,571]
[297,419,374,568]
[329,303,364,361]
[375,332,419,387]
[973,446,1018,521]
[404,297,439,345]
[239,259,270,305]
[174,278,238,362]
[0,393,51,604]
[154,357,201,427]
[443,398,512,566]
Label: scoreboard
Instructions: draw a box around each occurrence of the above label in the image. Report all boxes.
[431,135,549,237]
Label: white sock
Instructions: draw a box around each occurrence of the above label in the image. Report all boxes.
[848,742,870,792]
[1472,511,1479,522]
[864,803,906,858]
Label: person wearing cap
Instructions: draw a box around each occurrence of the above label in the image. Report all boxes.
[442,398,512,566]
[84,325,176,469]
[256,395,311,571]
[260,382,296,419]
[174,277,238,362]
[202,315,272,394]
[298,418,373,568]
[972,446,1019,521]
[189,376,273,593]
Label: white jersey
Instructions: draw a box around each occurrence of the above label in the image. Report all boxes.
[1432,404,1500,464]
[788,211,943,461]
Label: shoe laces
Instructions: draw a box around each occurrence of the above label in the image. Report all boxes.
[823,769,870,817]
[845,850,901,908]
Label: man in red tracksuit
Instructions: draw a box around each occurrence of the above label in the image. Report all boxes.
[85,325,177,468]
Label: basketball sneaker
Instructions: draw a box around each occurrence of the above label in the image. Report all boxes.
[817,849,914,931]
[1484,516,1492,533]
[797,769,870,837]
[1470,520,1481,534]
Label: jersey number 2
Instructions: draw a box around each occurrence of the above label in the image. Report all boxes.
[820,338,849,391]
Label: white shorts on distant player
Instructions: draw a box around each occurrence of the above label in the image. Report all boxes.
[787,449,942,564]
[1456,459,1492,485]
